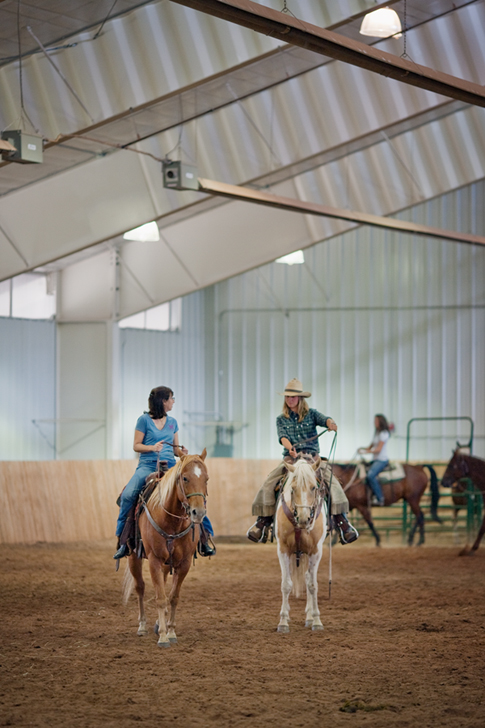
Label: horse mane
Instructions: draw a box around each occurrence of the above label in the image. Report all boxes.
[148,454,204,509]
[282,459,316,498]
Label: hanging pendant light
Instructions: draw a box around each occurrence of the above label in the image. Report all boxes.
[360,7,402,38]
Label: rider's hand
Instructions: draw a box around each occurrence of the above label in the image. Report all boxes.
[289,446,297,459]
[326,419,338,432]
[152,442,164,452]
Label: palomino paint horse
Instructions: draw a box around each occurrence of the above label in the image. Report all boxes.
[441,449,485,555]
[275,457,327,633]
[122,450,209,647]
[331,461,439,546]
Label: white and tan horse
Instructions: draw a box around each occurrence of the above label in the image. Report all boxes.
[275,457,327,633]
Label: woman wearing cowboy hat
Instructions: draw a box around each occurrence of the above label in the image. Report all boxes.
[247,378,359,545]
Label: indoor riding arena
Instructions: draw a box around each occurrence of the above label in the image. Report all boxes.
[1,1,484,728]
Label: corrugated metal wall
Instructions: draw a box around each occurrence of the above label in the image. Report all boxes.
[206,181,485,462]
[119,289,207,458]
[0,317,56,460]
[1,183,483,463]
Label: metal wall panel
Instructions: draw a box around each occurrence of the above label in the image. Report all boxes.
[119,289,208,459]
[204,180,485,462]
[0,317,56,460]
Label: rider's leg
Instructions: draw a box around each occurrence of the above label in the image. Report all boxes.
[319,464,359,545]
[198,516,216,556]
[247,462,286,542]
[366,460,388,505]
[114,464,156,559]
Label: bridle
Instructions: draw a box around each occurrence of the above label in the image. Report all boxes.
[176,471,207,516]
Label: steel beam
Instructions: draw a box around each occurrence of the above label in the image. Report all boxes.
[197,178,485,247]
[168,0,485,108]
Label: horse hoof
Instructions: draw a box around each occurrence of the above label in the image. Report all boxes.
[305,620,313,628]
[277,625,290,633]
[168,636,178,644]
[137,628,148,636]
[157,640,171,648]
[312,624,324,632]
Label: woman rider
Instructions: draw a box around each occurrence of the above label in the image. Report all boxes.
[358,414,391,506]
[113,386,215,559]
[247,379,359,545]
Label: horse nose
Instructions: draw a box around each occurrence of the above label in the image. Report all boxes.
[191,505,206,523]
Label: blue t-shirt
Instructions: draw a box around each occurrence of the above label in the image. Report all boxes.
[135,412,179,465]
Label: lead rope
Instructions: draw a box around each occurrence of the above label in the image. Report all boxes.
[326,432,338,600]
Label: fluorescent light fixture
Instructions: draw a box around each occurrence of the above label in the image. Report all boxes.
[276,250,305,266]
[360,7,402,38]
[123,221,160,242]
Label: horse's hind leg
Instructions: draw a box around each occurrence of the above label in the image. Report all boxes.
[277,549,292,633]
[128,554,148,636]
[305,549,323,631]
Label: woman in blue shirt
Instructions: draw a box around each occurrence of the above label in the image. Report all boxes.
[114,386,214,559]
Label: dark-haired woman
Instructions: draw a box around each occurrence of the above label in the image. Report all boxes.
[113,386,215,559]
[358,414,391,506]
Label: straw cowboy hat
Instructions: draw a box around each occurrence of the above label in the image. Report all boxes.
[278,378,311,398]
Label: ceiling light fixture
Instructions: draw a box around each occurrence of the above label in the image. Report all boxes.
[276,250,305,266]
[123,221,160,242]
[360,7,402,38]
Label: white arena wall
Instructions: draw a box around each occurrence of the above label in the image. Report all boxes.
[0,180,484,465]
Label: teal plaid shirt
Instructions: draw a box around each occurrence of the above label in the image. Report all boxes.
[276,409,331,456]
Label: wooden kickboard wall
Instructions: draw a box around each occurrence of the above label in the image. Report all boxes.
[0,459,279,544]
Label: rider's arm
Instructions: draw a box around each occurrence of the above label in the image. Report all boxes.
[173,432,188,458]
[133,428,163,454]
[281,437,297,458]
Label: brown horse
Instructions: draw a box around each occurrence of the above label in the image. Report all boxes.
[275,457,327,633]
[122,451,209,647]
[331,462,439,546]
[441,449,485,555]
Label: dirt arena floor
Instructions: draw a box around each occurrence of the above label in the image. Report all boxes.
[1,538,484,728]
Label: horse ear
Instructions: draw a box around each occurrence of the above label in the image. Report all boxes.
[312,456,321,471]
[200,447,207,461]
[285,462,295,473]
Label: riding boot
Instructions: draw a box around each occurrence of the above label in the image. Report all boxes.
[333,514,359,545]
[198,524,216,557]
[113,505,136,559]
[247,516,273,543]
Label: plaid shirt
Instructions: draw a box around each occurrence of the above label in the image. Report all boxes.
[276,409,331,456]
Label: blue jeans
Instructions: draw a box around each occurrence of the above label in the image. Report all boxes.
[116,460,213,537]
[366,460,388,502]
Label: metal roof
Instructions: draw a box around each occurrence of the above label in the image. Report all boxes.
[0,0,484,319]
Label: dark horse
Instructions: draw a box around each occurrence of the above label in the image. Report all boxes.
[331,462,439,546]
[441,449,485,555]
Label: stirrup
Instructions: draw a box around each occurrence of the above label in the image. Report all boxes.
[198,536,216,557]
[113,542,130,559]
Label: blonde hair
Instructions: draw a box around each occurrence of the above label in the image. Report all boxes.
[282,397,309,423]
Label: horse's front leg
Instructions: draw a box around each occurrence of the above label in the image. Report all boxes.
[148,554,170,648]
[277,548,292,633]
[166,560,191,644]
[305,548,324,631]
[128,554,148,636]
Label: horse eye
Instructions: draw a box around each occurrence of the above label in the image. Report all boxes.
[183,476,189,483]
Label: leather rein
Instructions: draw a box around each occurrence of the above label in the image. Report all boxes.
[141,467,207,573]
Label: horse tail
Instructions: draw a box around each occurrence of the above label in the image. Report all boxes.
[290,553,308,598]
[122,563,135,605]
[423,464,442,523]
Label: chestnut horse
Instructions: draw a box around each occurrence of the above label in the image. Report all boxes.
[275,457,327,633]
[441,449,485,555]
[122,450,209,647]
[331,462,439,547]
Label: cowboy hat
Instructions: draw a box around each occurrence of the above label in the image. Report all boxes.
[278,378,311,398]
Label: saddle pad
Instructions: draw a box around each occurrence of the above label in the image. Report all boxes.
[378,461,405,482]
